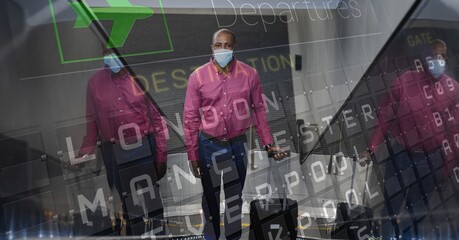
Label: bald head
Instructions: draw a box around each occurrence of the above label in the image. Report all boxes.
[212,29,236,45]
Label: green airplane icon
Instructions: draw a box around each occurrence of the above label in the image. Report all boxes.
[69,0,154,48]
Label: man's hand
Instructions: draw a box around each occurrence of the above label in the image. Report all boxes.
[155,162,167,180]
[267,146,288,161]
[189,160,201,178]
[358,150,373,167]
[65,153,87,171]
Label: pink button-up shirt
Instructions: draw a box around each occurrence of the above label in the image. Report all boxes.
[80,68,168,162]
[184,59,274,161]
[370,70,459,161]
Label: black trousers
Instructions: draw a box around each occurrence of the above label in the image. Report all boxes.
[101,134,164,235]
[198,133,248,240]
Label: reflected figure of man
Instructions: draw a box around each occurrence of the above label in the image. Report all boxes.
[79,48,168,235]
[367,40,459,237]
[183,29,286,240]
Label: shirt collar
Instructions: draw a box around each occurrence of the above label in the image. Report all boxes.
[209,57,237,74]
[106,67,130,81]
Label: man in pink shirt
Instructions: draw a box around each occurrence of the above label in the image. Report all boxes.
[79,48,168,234]
[184,29,286,239]
[369,40,459,164]
[366,40,459,237]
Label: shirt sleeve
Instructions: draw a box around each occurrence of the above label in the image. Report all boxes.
[183,72,202,161]
[79,80,99,155]
[250,72,274,146]
[369,73,404,153]
[146,100,168,163]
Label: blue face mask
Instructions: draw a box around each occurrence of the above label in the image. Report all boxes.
[213,49,233,68]
[104,54,124,73]
[428,59,446,79]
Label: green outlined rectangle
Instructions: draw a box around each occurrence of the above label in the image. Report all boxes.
[48,0,173,64]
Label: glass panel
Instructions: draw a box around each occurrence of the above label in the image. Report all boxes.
[6,0,459,239]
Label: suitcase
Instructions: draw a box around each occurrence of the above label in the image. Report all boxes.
[250,198,298,240]
[331,202,373,239]
[249,157,298,240]
[331,156,374,239]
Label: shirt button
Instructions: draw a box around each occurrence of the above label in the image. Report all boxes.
[119,110,123,112]
[223,105,226,107]
[118,97,122,101]
[224,92,226,95]
[224,128,226,130]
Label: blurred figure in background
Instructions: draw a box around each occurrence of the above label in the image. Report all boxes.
[367,39,459,237]
[78,48,168,235]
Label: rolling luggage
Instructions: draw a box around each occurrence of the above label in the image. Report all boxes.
[249,157,298,240]
[331,156,374,239]
[331,202,373,239]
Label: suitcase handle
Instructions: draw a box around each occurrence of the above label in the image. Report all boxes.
[266,156,289,211]
[267,150,291,158]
